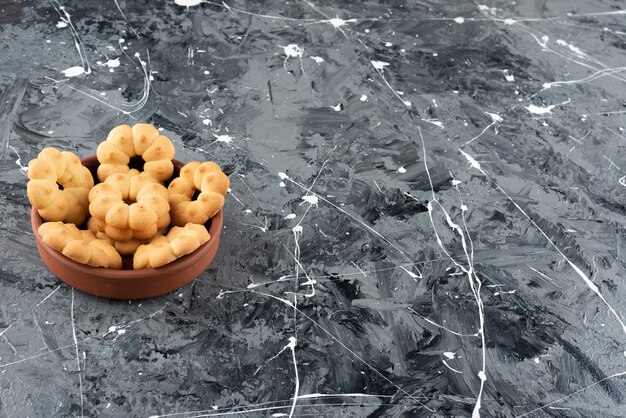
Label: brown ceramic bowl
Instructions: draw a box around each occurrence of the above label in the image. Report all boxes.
[31,156,223,300]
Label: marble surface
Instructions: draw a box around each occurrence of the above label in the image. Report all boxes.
[1,0,626,416]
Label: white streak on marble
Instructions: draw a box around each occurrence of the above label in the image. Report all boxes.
[218,289,433,410]
[461,149,626,337]
[9,146,28,176]
[442,360,463,373]
[464,112,502,146]
[516,371,626,417]
[371,61,411,107]
[0,320,18,338]
[424,119,444,128]
[286,337,299,418]
[420,127,487,418]
[351,261,367,277]
[70,289,84,418]
[297,393,393,400]
[50,0,91,75]
[543,67,626,90]
[35,284,61,307]
[284,177,424,279]
[113,0,139,37]
[45,49,151,115]
[400,266,419,280]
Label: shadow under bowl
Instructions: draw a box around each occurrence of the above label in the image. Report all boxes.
[31,156,223,300]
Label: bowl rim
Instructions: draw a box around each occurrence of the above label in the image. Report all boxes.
[31,156,223,277]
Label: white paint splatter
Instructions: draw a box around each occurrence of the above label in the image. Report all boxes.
[485,112,503,123]
[425,119,445,129]
[282,44,304,59]
[330,103,342,112]
[104,58,120,68]
[62,66,85,77]
[213,134,232,144]
[371,60,389,70]
[174,0,203,7]
[460,149,482,171]
[328,17,354,28]
[525,99,571,115]
[526,104,556,115]
[302,195,319,205]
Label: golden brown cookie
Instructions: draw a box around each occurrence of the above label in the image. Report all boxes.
[88,171,170,242]
[38,222,122,269]
[27,148,93,224]
[168,161,229,226]
[96,123,175,182]
[133,223,210,269]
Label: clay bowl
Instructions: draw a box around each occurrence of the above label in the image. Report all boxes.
[31,156,223,300]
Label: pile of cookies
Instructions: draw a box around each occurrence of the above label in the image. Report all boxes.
[27,123,229,270]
